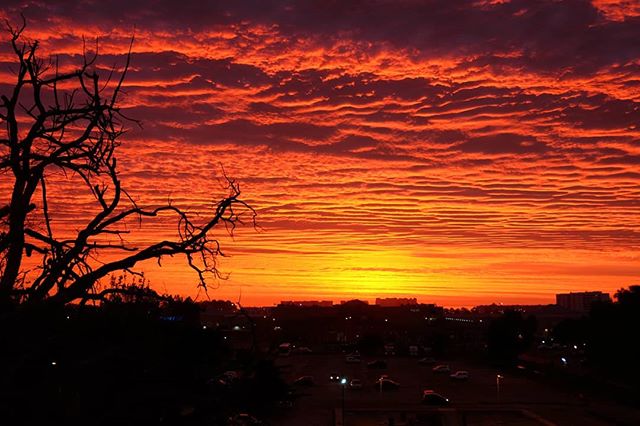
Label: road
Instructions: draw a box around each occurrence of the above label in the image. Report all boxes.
[267,353,640,426]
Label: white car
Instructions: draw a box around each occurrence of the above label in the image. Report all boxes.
[422,390,450,406]
[345,355,361,363]
[374,378,400,390]
[450,370,470,380]
[418,357,436,365]
[228,413,263,425]
[294,346,313,354]
[432,364,451,373]
[349,379,363,389]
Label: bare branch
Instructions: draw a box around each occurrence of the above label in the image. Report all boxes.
[0,22,255,308]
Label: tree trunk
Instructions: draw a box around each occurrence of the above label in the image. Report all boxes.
[0,180,28,304]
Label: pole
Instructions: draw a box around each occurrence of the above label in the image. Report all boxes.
[496,374,503,403]
[342,381,346,425]
[340,377,347,425]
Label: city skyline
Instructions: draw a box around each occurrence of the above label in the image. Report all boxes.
[1,1,639,307]
[207,290,613,309]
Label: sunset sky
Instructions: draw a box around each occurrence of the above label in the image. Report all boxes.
[1,0,639,306]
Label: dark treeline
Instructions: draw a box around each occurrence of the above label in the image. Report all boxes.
[487,310,538,366]
[0,281,288,426]
[485,285,640,404]
[552,286,640,383]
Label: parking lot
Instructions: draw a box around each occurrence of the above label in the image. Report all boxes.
[268,353,640,426]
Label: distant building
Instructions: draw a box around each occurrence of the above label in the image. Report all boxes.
[556,291,611,313]
[243,306,272,316]
[200,300,237,315]
[375,297,418,307]
[279,300,333,307]
[340,299,369,306]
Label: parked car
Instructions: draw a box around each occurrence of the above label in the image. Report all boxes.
[278,343,292,356]
[349,379,363,389]
[450,370,470,381]
[276,399,294,408]
[432,364,451,373]
[215,370,240,386]
[374,378,400,391]
[367,360,387,369]
[293,376,314,386]
[384,344,396,356]
[422,390,450,406]
[345,355,361,363]
[418,357,436,365]
[293,346,313,354]
[228,413,263,425]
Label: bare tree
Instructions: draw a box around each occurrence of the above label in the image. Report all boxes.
[0,21,254,308]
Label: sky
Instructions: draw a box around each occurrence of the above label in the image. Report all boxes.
[1,0,639,306]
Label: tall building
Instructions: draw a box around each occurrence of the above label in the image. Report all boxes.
[375,297,418,307]
[556,291,611,313]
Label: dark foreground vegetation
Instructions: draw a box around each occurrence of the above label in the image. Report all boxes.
[2,285,639,425]
[0,292,288,426]
[550,286,640,392]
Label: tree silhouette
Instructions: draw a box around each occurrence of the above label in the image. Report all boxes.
[0,21,254,309]
[586,285,640,381]
[487,310,537,366]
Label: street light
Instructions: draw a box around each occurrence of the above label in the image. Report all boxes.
[340,377,347,425]
[496,374,503,403]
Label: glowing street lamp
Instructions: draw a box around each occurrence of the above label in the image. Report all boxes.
[340,377,348,426]
[340,377,347,424]
[496,374,504,403]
